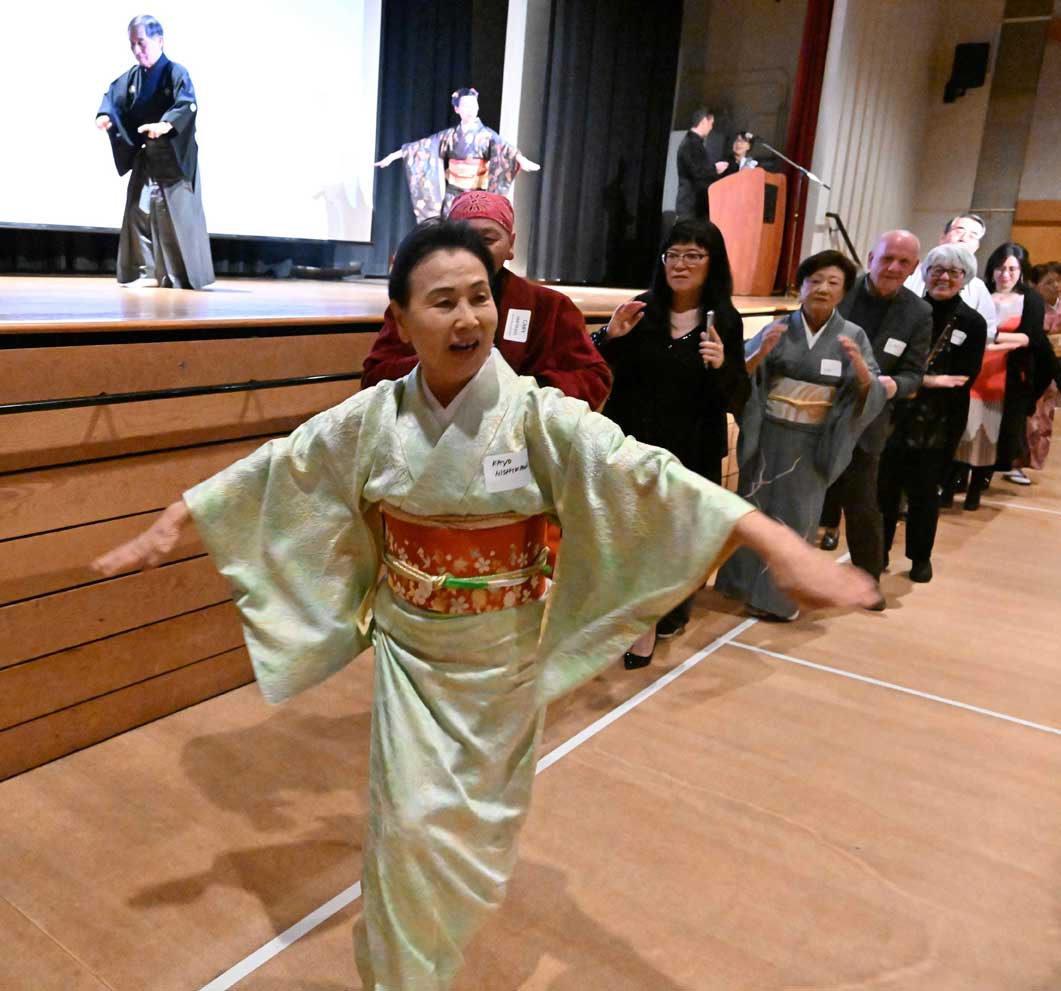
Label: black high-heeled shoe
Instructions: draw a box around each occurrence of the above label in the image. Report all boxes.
[623,647,655,670]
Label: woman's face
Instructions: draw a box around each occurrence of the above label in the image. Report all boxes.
[1035,270,1060,307]
[663,241,710,295]
[799,265,847,322]
[925,261,965,301]
[993,255,1022,293]
[732,136,751,158]
[393,248,497,404]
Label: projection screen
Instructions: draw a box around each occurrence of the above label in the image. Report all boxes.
[0,1,383,242]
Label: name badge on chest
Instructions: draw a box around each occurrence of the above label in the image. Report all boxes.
[951,329,967,346]
[820,358,842,377]
[484,450,531,492]
[503,308,531,343]
[884,337,907,357]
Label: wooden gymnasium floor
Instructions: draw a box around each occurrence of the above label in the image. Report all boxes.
[3,435,1061,989]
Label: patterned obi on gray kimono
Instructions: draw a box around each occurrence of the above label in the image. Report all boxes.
[381,505,551,615]
[765,376,837,426]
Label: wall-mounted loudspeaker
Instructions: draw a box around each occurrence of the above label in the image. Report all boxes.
[944,42,990,103]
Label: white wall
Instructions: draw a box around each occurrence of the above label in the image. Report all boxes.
[803,0,945,263]
[910,1,1004,249]
[1019,12,1061,201]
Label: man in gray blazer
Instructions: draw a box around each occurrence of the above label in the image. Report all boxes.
[819,230,932,605]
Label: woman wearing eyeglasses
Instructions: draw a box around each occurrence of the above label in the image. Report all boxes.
[593,218,750,665]
[953,242,1050,508]
[878,245,986,582]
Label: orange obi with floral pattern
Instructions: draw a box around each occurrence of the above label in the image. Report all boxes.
[381,504,551,615]
[446,157,491,191]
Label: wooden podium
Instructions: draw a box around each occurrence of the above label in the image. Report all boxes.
[708,169,787,296]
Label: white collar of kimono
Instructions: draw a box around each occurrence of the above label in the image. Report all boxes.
[416,348,499,429]
[799,308,835,349]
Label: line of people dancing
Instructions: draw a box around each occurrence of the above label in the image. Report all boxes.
[597,212,1058,627]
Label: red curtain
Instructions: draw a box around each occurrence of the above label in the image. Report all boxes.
[778,0,835,289]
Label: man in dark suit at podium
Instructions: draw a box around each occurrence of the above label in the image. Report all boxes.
[675,108,716,220]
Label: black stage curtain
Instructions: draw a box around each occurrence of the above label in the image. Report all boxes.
[0,0,496,279]
[526,0,683,286]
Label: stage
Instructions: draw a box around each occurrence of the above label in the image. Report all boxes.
[0,274,795,337]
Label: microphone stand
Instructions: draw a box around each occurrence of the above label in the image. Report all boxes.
[755,138,831,294]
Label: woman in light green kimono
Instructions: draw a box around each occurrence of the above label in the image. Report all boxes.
[94,221,878,990]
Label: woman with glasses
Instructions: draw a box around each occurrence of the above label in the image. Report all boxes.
[593,218,750,665]
[715,250,886,621]
[879,245,986,582]
[953,242,1050,508]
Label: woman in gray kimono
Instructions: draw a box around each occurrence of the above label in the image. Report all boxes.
[716,250,886,620]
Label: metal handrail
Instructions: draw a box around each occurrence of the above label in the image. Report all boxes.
[824,212,862,268]
[1,371,361,416]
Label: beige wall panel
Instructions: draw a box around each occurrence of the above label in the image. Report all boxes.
[0,558,231,670]
[5,333,376,405]
[0,603,244,730]
[0,647,252,780]
[0,512,204,606]
[0,379,359,473]
[0,437,265,541]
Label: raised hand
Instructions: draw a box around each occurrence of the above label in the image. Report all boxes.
[699,325,725,369]
[838,335,872,388]
[92,500,193,577]
[375,150,402,168]
[516,154,541,172]
[604,299,647,340]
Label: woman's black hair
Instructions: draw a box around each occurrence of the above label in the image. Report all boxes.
[795,249,858,293]
[985,241,1031,294]
[647,218,735,314]
[388,220,495,307]
[451,86,479,109]
[1031,261,1061,282]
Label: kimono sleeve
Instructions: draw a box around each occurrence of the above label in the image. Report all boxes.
[401,132,446,221]
[161,65,198,133]
[183,406,379,704]
[485,127,521,196]
[527,394,753,701]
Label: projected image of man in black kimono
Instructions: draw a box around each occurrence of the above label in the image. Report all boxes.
[96,14,214,289]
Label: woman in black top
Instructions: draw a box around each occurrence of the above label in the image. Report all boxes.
[593,218,750,665]
[878,244,986,583]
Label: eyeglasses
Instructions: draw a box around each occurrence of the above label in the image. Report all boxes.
[662,250,708,265]
[927,266,965,280]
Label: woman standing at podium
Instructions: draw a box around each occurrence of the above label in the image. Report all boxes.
[714,131,759,179]
[593,219,751,663]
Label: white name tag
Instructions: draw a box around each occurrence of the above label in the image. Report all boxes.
[503,308,532,343]
[951,329,967,346]
[820,358,842,377]
[884,337,907,357]
[484,450,531,492]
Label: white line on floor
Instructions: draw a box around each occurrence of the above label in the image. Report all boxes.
[196,615,760,991]
[980,498,1061,517]
[727,640,1061,736]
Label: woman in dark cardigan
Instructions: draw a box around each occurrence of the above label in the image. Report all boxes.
[879,245,986,583]
[593,218,750,666]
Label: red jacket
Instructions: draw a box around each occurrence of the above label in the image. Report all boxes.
[361,268,613,409]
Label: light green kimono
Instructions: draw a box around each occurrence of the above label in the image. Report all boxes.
[184,350,751,990]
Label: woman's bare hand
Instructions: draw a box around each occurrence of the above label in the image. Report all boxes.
[92,500,192,577]
[699,325,725,368]
[733,510,880,611]
[838,335,872,388]
[605,300,647,339]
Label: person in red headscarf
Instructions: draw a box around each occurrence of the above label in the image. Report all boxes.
[362,191,613,409]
